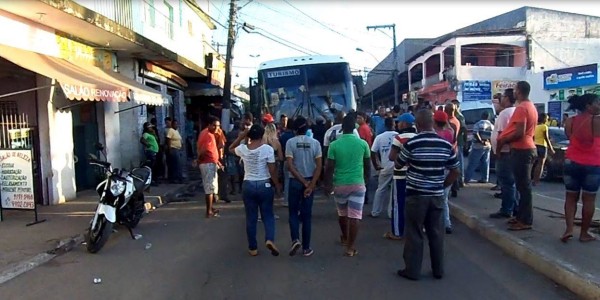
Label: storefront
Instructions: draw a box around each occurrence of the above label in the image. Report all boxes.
[139,61,188,178]
[544,63,599,123]
[0,10,164,203]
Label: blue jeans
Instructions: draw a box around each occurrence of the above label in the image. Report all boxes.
[166,148,183,181]
[465,147,491,182]
[242,180,276,250]
[496,153,517,215]
[283,164,290,205]
[288,178,314,250]
[442,185,452,227]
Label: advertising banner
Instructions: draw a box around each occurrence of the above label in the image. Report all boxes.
[543,64,598,90]
[492,80,518,97]
[547,101,562,121]
[0,150,35,210]
[461,80,492,101]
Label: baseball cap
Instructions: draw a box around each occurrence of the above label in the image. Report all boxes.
[262,113,274,123]
[397,113,415,125]
[434,111,449,123]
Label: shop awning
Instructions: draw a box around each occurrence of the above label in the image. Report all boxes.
[0,44,165,106]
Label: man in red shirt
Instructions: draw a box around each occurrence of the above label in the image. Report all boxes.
[357,112,373,148]
[197,116,223,218]
[497,81,538,231]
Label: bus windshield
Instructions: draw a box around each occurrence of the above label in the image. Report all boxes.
[258,62,354,122]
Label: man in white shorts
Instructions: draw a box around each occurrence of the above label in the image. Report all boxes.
[197,116,223,218]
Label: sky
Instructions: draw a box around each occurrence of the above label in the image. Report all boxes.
[205,0,600,87]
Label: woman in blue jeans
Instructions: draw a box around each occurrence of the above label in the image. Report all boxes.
[229,125,283,256]
[562,94,600,243]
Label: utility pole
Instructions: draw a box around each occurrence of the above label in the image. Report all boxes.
[221,0,237,132]
[367,24,398,105]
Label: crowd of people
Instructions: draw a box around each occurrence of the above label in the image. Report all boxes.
[140,79,599,280]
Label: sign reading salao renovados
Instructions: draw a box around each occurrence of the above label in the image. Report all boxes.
[61,83,128,102]
[0,150,35,210]
[543,64,598,90]
[461,80,492,101]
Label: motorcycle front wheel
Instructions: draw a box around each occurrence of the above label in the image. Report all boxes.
[85,215,113,253]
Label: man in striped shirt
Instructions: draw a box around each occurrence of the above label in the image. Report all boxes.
[396,110,460,281]
[384,113,417,240]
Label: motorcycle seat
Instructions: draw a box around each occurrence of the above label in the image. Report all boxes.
[131,167,151,192]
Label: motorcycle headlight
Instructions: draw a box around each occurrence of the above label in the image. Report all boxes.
[110,180,126,196]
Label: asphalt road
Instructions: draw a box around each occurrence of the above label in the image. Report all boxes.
[0,193,576,300]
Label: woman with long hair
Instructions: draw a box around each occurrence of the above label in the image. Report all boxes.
[561,94,600,243]
[229,125,283,256]
[263,123,284,162]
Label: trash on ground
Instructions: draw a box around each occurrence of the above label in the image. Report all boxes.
[93,278,102,284]
[133,234,143,240]
[145,243,152,250]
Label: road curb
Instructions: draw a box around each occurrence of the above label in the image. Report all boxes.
[0,183,191,285]
[449,202,600,300]
[0,234,84,285]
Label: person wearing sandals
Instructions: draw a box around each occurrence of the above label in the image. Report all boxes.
[561,94,600,243]
[395,110,459,280]
[324,114,370,257]
[497,81,538,231]
[285,116,322,257]
[229,125,283,256]
[197,116,223,218]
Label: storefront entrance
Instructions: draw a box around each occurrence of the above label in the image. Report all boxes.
[72,102,100,190]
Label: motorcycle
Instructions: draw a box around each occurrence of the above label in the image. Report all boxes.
[85,143,152,253]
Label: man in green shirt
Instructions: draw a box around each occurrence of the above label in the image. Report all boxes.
[140,122,159,185]
[324,114,370,257]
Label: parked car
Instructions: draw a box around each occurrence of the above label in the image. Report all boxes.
[540,127,569,181]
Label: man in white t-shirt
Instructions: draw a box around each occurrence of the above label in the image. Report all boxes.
[323,112,360,152]
[490,88,518,219]
[370,117,398,217]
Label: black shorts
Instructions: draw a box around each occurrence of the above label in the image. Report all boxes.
[536,145,547,159]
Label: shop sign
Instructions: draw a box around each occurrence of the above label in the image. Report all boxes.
[492,80,517,96]
[141,62,188,88]
[60,83,128,102]
[461,80,492,101]
[543,64,598,90]
[548,101,562,121]
[550,84,600,101]
[55,36,114,70]
[0,150,35,210]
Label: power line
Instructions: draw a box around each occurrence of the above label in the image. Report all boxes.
[281,0,362,44]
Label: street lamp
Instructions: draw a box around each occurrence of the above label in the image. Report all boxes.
[355,48,378,112]
[355,47,379,63]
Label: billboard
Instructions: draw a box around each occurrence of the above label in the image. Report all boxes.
[543,64,598,90]
[461,80,492,101]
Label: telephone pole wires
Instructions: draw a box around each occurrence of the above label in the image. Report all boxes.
[367,24,398,106]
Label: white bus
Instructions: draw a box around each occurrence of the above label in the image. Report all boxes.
[254,55,357,122]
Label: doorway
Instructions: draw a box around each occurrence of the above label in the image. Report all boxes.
[72,102,100,190]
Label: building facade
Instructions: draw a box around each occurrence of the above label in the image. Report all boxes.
[0,0,220,205]
[405,7,600,111]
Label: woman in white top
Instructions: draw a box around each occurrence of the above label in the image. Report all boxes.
[229,125,282,257]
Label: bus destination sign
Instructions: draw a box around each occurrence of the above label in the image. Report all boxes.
[266,69,301,79]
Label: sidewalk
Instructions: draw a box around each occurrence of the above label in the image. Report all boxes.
[0,182,193,284]
[451,183,600,300]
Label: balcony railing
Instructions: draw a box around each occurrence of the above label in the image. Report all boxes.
[76,0,134,31]
[424,74,441,87]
